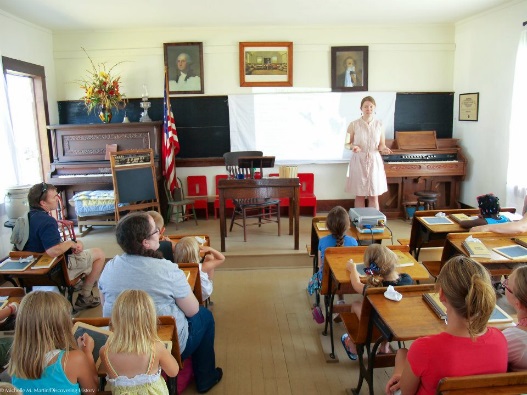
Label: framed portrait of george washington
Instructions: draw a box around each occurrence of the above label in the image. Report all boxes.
[164,42,204,94]
[239,42,293,87]
[331,46,368,92]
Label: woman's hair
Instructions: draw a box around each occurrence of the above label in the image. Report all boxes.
[174,237,200,263]
[115,212,163,259]
[436,255,495,338]
[326,206,349,247]
[510,265,527,308]
[8,291,77,379]
[147,210,165,230]
[27,182,56,209]
[363,244,397,287]
[106,290,160,355]
[361,96,376,107]
[477,193,501,217]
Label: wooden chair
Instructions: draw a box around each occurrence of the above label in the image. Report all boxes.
[0,287,25,297]
[165,178,198,230]
[72,315,183,395]
[436,371,527,395]
[298,172,316,216]
[224,152,281,242]
[187,175,209,220]
[341,284,435,395]
[49,194,76,243]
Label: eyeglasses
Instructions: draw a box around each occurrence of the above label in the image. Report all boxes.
[502,278,514,295]
[38,182,48,202]
[148,227,160,238]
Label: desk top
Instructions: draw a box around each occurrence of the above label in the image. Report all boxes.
[368,291,515,341]
[313,218,391,243]
[218,177,299,189]
[416,215,466,234]
[0,252,63,276]
[324,245,431,285]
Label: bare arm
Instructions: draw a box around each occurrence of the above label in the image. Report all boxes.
[378,126,392,154]
[345,123,359,151]
[471,213,527,234]
[157,341,180,377]
[346,260,365,295]
[65,335,98,393]
[385,348,420,395]
[200,246,225,273]
[176,293,200,317]
[45,239,78,258]
[458,216,486,229]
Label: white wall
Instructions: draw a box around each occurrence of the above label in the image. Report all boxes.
[453,0,527,209]
[0,10,56,257]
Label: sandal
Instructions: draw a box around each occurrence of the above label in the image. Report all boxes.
[341,333,357,360]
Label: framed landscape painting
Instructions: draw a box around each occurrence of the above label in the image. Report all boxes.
[239,42,293,87]
[331,46,368,92]
[164,42,204,94]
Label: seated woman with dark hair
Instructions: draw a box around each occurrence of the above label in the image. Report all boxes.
[98,212,222,394]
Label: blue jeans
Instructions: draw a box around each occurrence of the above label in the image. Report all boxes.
[181,306,219,392]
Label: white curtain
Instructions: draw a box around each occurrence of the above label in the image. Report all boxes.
[506,29,527,212]
[0,52,18,203]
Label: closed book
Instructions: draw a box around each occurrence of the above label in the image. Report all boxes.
[316,222,327,231]
[423,293,447,320]
[513,237,527,249]
[462,240,491,258]
[31,254,57,270]
[450,213,472,223]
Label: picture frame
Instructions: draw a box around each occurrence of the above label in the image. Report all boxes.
[459,92,479,121]
[331,46,368,92]
[239,42,293,87]
[164,42,204,94]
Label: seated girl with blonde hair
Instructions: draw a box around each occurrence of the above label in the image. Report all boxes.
[385,256,507,395]
[9,292,98,394]
[174,236,225,301]
[100,289,179,394]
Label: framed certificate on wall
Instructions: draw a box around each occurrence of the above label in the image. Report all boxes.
[459,92,479,121]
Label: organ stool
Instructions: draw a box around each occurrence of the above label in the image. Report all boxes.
[415,190,440,210]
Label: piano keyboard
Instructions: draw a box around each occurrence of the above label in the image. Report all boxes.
[387,160,459,164]
[57,174,113,178]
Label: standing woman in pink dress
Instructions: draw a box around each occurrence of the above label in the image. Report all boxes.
[344,96,392,210]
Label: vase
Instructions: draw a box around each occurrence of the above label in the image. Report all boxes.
[98,106,113,123]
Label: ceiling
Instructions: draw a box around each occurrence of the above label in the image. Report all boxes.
[0,0,515,31]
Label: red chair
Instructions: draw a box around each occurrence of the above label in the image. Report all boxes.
[213,175,234,219]
[268,173,290,211]
[49,194,76,241]
[298,173,317,216]
[187,176,209,220]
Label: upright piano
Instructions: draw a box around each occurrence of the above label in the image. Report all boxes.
[380,131,467,218]
[47,122,163,219]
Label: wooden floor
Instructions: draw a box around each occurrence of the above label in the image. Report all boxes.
[73,215,435,394]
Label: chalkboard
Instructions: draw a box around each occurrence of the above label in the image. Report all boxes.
[110,149,160,219]
[72,322,112,367]
[58,92,452,160]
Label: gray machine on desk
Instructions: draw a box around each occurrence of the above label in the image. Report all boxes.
[349,208,387,233]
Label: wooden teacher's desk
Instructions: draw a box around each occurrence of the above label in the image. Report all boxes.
[409,208,516,259]
[441,231,527,276]
[218,178,300,252]
[321,245,430,361]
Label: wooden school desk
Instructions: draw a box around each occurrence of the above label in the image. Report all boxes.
[320,245,430,361]
[0,251,67,295]
[409,208,516,259]
[310,217,392,274]
[440,231,527,276]
[218,178,300,252]
[360,286,516,395]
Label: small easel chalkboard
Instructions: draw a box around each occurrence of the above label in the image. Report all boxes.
[110,149,161,220]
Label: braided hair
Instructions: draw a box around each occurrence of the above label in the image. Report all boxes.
[326,206,350,247]
[477,193,501,218]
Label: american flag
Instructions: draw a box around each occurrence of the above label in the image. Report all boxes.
[163,79,180,192]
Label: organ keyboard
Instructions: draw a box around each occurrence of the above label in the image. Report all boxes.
[47,122,163,219]
[379,131,467,218]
